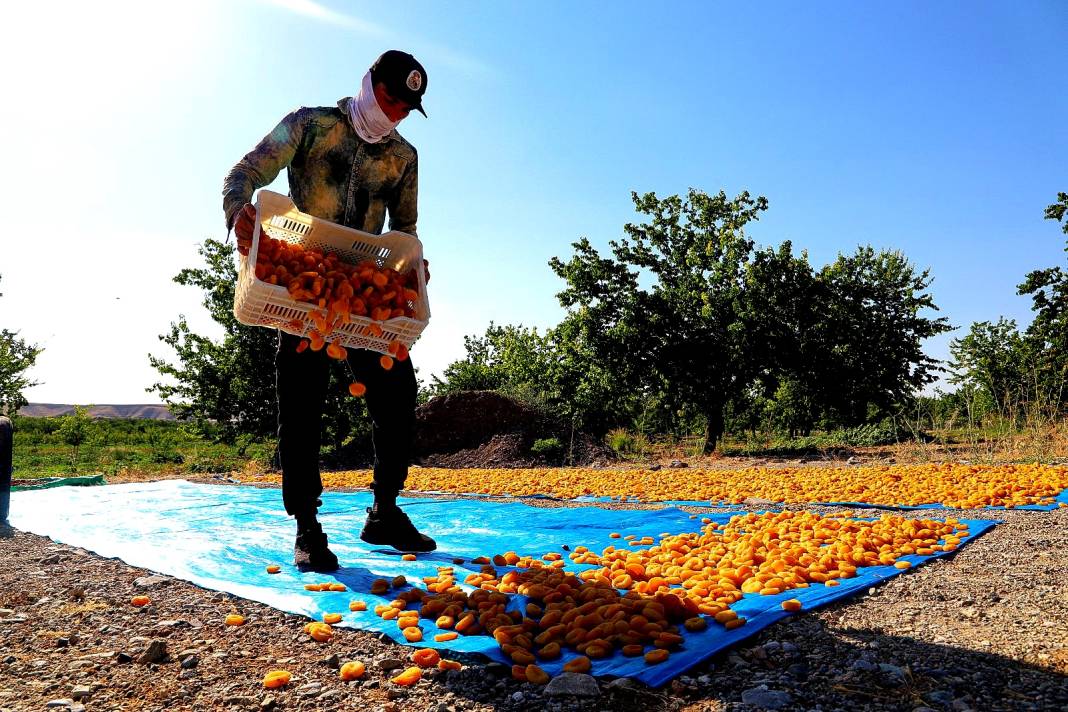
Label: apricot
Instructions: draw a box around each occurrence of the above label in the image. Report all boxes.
[563,655,591,673]
[380,355,394,371]
[402,554,417,561]
[225,614,245,626]
[339,660,366,680]
[265,565,281,574]
[411,648,441,668]
[525,664,551,685]
[644,648,670,664]
[262,670,291,688]
[328,583,347,592]
[348,382,367,397]
[403,626,423,642]
[349,600,368,612]
[323,613,343,624]
[307,622,333,642]
[434,632,458,642]
[131,596,150,607]
[781,599,802,612]
[390,666,422,686]
[438,659,463,671]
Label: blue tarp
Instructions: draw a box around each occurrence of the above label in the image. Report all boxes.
[571,488,1068,511]
[9,480,995,687]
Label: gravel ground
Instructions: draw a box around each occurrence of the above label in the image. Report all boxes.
[0,480,1066,712]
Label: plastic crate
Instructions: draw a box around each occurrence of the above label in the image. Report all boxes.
[233,190,430,355]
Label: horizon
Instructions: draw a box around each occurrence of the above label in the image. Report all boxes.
[2,1,1066,404]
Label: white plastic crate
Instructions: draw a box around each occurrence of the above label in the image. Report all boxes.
[233,190,430,355]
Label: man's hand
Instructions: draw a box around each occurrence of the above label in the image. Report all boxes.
[233,203,257,256]
[424,258,430,284]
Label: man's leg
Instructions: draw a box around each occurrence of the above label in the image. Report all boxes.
[276,330,338,571]
[350,348,435,552]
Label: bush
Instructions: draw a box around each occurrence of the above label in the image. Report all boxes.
[530,437,564,462]
[607,428,649,457]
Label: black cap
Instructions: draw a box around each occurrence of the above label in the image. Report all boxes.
[370,50,428,117]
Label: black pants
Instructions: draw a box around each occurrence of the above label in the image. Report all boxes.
[275,330,417,516]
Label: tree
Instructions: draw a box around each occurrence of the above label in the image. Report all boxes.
[0,274,42,415]
[149,239,369,450]
[57,405,93,472]
[550,189,771,452]
[949,318,1031,413]
[816,247,952,424]
[1014,192,1068,411]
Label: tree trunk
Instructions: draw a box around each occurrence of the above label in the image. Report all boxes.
[703,406,724,455]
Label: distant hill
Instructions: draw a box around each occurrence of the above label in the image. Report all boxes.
[19,404,175,420]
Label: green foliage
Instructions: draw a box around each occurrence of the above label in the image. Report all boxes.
[530,437,564,462]
[606,428,650,457]
[148,239,372,456]
[0,274,42,415]
[952,193,1068,420]
[56,406,94,472]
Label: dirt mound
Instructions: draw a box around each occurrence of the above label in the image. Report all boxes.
[414,391,611,468]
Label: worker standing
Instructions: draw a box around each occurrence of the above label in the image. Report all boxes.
[224,51,436,572]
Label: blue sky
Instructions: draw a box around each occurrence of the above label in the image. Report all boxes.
[2,0,1066,404]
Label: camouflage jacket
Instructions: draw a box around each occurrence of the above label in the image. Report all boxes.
[222,98,418,236]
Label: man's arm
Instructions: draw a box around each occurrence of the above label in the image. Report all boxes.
[222,109,307,231]
[388,153,418,238]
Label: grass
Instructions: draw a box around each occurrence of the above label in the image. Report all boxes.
[10,416,275,479]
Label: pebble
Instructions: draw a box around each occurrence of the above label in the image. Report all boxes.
[322,653,340,668]
[138,639,167,664]
[71,686,92,701]
[133,575,171,588]
[180,654,198,669]
[45,700,73,709]
[296,682,322,698]
[178,669,196,680]
[114,652,132,664]
[510,692,524,703]
[386,687,408,700]
[260,696,277,711]
[740,687,792,710]
[377,657,404,671]
[223,695,258,707]
[0,609,14,617]
[545,672,600,698]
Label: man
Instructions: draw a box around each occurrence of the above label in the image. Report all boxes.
[224,50,436,572]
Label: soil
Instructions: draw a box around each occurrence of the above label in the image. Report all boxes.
[413,392,612,468]
[0,481,1066,712]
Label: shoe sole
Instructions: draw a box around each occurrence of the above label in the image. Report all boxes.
[360,532,436,553]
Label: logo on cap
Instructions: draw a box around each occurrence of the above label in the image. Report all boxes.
[406,70,422,92]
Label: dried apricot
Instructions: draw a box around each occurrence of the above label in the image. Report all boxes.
[434,631,458,642]
[403,626,423,642]
[781,599,802,612]
[438,659,462,671]
[390,666,422,686]
[225,614,245,626]
[131,596,150,607]
[349,600,367,612]
[339,660,366,680]
[323,613,343,624]
[262,670,291,688]
[265,565,281,574]
[644,648,670,664]
[411,648,441,668]
[525,664,551,685]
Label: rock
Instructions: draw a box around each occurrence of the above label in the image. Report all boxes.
[156,619,188,628]
[740,687,792,710]
[927,690,954,706]
[510,692,524,703]
[485,662,510,677]
[115,652,133,664]
[545,672,600,698]
[180,654,198,669]
[70,705,85,712]
[179,669,196,680]
[648,464,662,471]
[57,638,70,648]
[697,675,712,685]
[133,575,171,588]
[606,677,639,691]
[668,459,689,468]
[45,700,73,709]
[138,639,167,664]
[0,609,12,617]
[260,696,277,711]
[40,554,62,565]
[879,663,906,683]
[319,690,343,701]
[322,653,340,669]
[386,687,408,700]
[296,682,322,698]
[71,686,92,701]
[851,659,876,672]
[377,657,404,671]
[3,655,15,664]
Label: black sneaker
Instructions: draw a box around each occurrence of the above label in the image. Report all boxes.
[294,520,340,572]
[360,505,436,552]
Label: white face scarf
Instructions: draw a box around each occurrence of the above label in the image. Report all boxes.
[347,71,398,144]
